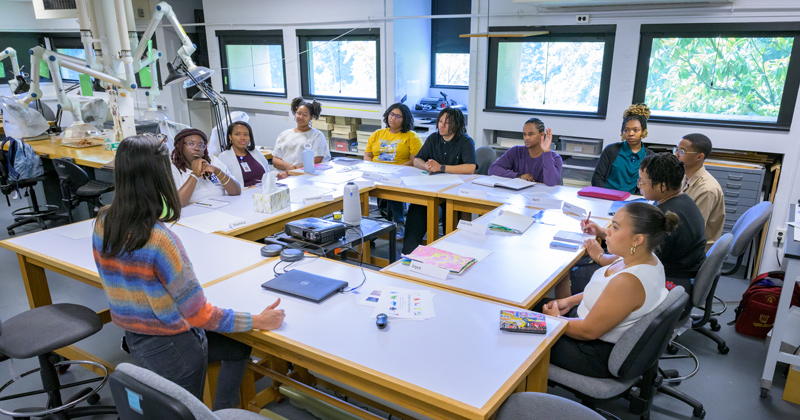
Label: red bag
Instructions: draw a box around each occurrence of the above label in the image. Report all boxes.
[577,186,631,201]
[733,271,800,339]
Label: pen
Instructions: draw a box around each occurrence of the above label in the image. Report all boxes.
[196,202,212,207]
[582,211,591,232]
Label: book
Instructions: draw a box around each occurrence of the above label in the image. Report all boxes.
[473,175,536,190]
[488,210,534,234]
[608,197,648,215]
[500,310,547,334]
[401,245,477,275]
[311,121,334,130]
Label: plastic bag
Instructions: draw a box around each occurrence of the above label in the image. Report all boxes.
[0,97,49,139]
[80,98,109,130]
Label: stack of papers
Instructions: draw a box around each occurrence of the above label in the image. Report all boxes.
[401,245,477,275]
[289,185,334,203]
[553,230,595,244]
[177,211,247,234]
[361,288,436,320]
[473,175,536,190]
[488,210,535,234]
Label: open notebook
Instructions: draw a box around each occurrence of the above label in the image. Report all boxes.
[473,175,536,190]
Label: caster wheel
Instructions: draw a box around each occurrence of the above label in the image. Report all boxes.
[57,364,71,374]
[87,393,100,405]
[663,369,679,378]
[719,346,730,355]
[667,344,679,355]
[693,408,706,419]
[8,230,14,236]
[760,388,769,398]
[640,413,650,420]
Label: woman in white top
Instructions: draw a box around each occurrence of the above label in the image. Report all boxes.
[170,128,241,206]
[272,97,331,170]
[541,202,677,378]
[218,121,288,188]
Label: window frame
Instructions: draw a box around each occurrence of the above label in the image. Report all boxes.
[297,28,381,104]
[217,30,287,97]
[633,22,800,132]
[484,25,616,119]
[48,34,86,83]
[0,32,47,85]
[430,0,471,90]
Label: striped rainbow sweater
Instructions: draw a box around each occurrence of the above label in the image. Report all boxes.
[92,221,251,335]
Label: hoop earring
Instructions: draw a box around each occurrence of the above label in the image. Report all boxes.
[630,244,637,255]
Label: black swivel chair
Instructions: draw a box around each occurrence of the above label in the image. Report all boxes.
[0,304,116,418]
[0,155,61,235]
[475,146,497,175]
[52,158,114,223]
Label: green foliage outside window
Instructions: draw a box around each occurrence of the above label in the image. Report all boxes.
[645,37,794,122]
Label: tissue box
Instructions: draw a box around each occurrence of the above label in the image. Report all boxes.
[253,187,290,214]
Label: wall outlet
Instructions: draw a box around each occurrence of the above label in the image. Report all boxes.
[576,15,590,24]
[776,227,787,244]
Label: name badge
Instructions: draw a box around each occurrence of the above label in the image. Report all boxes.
[528,197,563,209]
[458,188,487,200]
[241,162,251,172]
[228,220,247,229]
[304,194,334,204]
[408,260,449,280]
[382,177,402,185]
[362,172,383,181]
[457,219,488,236]
[562,202,587,217]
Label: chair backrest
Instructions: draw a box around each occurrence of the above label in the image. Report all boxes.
[475,146,497,175]
[608,286,688,380]
[53,158,90,194]
[110,363,219,420]
[496,392,603,420]
[729,201,773,257]
[692,233,734,308]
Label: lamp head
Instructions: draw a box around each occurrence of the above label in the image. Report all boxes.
[182,65,214,88]
[163,62,189,86]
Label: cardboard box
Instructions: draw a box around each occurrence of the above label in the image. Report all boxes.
[253,187,290,214]
[333,138,356,151]
[785,365,800,406]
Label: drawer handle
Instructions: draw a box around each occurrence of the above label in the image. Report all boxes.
[727,183,741,189]
[728,175,743,181]
[726,191,740,197]
[725,199,737,205]
[725,208,737,213]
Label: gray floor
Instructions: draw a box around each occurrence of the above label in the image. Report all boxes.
[0,195,799,419]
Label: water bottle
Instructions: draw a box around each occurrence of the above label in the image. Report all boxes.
[342,182,361,226]
[302,143,315,174]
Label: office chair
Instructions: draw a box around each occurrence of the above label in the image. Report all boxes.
[475,146,497,175]
[0,303,116,419]
[109,363,268,420]
[0,155,61,235]
[496,392,603,420]
[52,158,114,223]
[548,287,690,420]
[721,201,773,277]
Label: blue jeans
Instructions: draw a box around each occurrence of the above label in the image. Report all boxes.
[125,328,252,410]
[386,200,406,224]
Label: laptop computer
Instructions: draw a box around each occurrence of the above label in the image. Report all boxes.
[261,270,348,303]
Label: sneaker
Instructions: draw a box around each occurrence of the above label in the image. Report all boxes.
[396,225,405,241]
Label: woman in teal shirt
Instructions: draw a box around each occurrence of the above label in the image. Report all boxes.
[592,104,654,194]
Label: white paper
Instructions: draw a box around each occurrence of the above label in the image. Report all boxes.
[473,175,508,187]
[192,198,231,209]
[486,191,513,202]
[313,172,362,185]
[408,260,450,280]
[494,177,536,190]
[352,180,375,189]
[457,219,488,236]
[289,185,335,203]
[433,241,492,262]
[553,230,595,244]
[371,288,436,320]
[401,174,461,186]
[458,188,487,200]
[524,192,563,209]
[562,202,588,217]
[361,172,383,181]
[359,164,400,175]
[381,177,403,185]
[178,211,247,234]
[490,210,535,234]
[304,194,334,204]
[53,220,94,240]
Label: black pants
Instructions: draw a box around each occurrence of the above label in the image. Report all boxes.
[541,305,616,378]
[569,257,600,295]
[402,202,446,255]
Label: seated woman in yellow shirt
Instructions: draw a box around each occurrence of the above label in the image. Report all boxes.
[364,103,422,238]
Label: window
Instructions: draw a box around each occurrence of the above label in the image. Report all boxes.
[0,33,46,85]
[486,25,616,118]
[431,0,470,88]
[49,36,84,82]
[218,30,286,96]
[298,29,380,103]
[633,23,800,131]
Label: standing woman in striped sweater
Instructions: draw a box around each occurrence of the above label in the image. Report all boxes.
[92,134,285,409]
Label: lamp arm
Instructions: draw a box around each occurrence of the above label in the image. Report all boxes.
[0,47,22,92]
[133,2,199,73]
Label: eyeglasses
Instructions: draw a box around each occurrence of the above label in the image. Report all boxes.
[387,113,403,120]
[672,147,699,157]
[185,141,207,150]
[637,177,649,186]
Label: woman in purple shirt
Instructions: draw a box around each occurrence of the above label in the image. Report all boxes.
[488,118,563,186]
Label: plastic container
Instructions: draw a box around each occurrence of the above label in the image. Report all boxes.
[561,137,601,155]
[302,143,315,174]
[342,182,361,226]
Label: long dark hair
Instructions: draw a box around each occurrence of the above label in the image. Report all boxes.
[383,103,413,133]
[225,121,255,151]
[98,134,181,257]
[622,202,679,251]
[437,107,466,136]
[171,128,210,174]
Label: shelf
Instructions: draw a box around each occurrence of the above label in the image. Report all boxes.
[558,150,601,159]
[562,164,595,171]
[331,150,364,157]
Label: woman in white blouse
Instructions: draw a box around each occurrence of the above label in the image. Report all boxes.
[272,97,331,170]
[541,202,677,378]
[218,121,288,187]
[170,128,240,206]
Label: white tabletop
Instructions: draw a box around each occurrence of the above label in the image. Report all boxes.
[306,160,474,195]
[203,257,562,410]
[4,220,266,285]
[383,205,596,308]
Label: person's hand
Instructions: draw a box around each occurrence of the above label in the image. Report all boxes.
[581,220,605,239]
[541,127,552,152]
[425,159,442,172]
[276,171,289,180]
[520,173,534,182]
[544,298,573,316]
[190,159,205,177]
[203,163,219,176]
[252,298,285,330]
[584,238,604,263]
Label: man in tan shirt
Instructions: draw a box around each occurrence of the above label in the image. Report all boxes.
[674,133,725,245]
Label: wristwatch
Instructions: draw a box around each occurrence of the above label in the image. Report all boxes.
[440,164,446,173]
